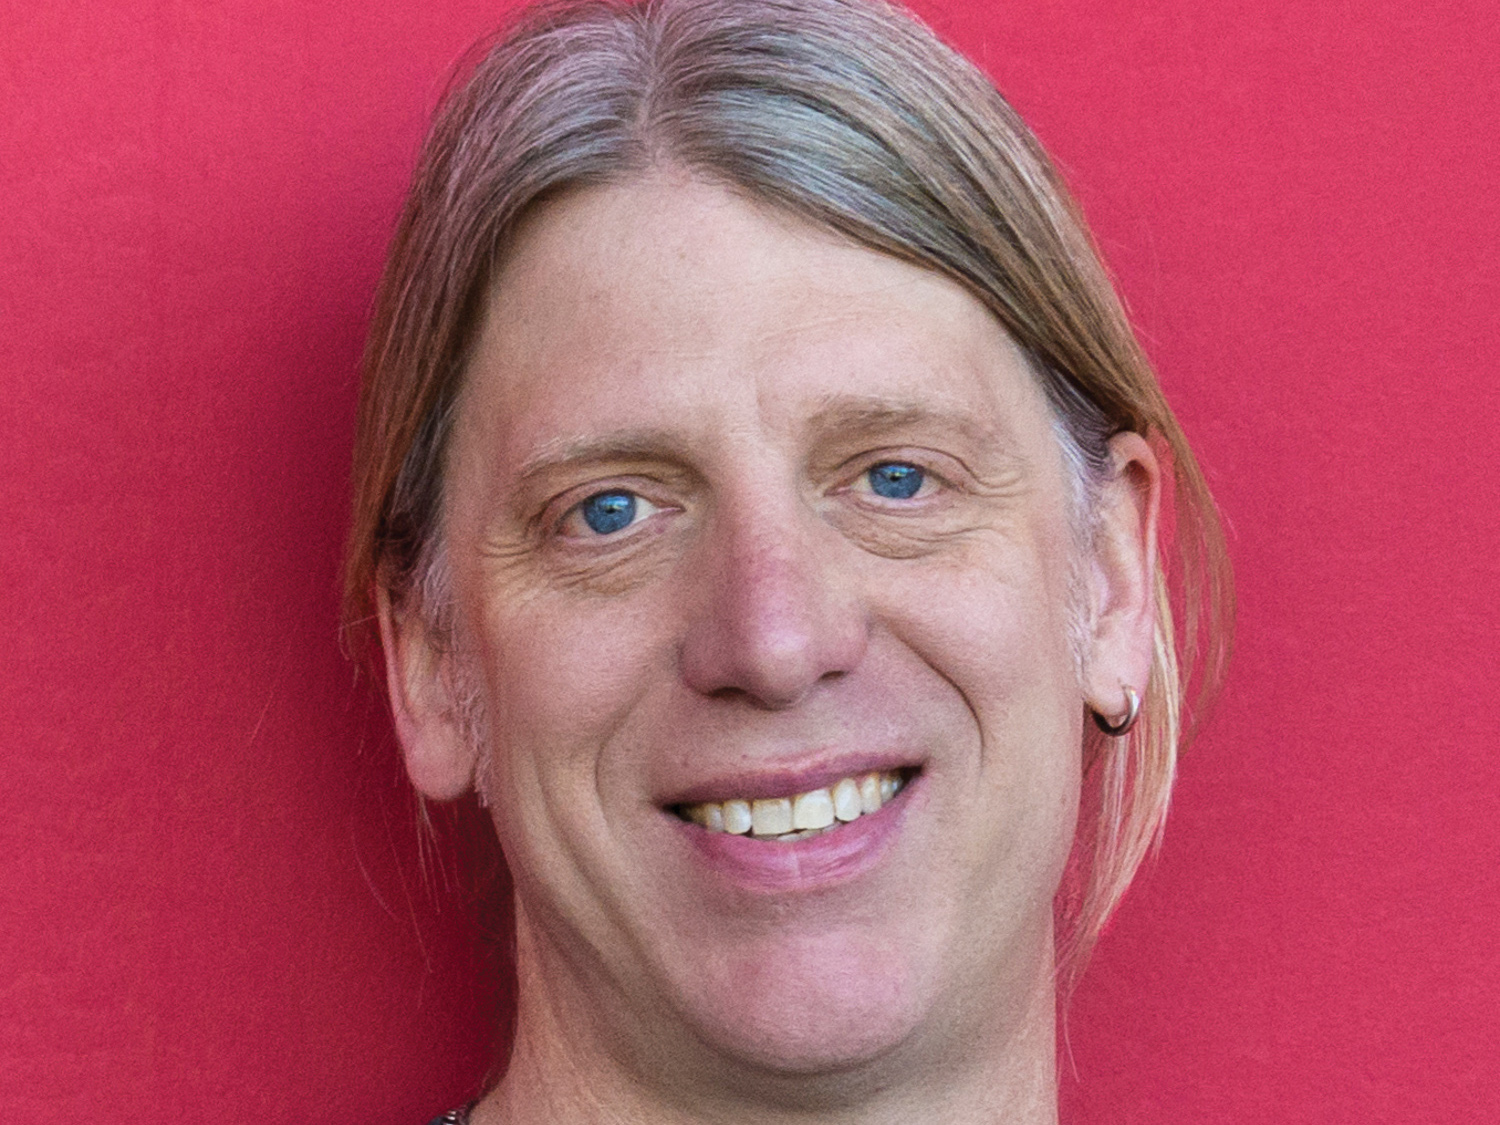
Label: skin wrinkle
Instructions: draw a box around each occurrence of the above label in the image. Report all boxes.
[341,20,1236,1106]
[474,387,1039,585]
[482,518,683,599]
[377,173,1158,1124]
[414,276,1094,856]
[437,254,1096,634]
[425,252,1093,824]
[423,177,1099,664]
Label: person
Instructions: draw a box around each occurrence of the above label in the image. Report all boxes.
[341,0,1232,1121]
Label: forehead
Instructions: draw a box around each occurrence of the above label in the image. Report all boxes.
[456,174,1056,477]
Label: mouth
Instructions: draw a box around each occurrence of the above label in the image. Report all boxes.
[672,768,912,843]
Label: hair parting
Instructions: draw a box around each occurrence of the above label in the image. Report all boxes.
[343,0,1233,988]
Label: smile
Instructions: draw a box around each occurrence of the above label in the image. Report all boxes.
[676,770,908,842]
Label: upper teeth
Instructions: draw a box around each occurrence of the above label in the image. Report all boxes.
[681,770,906,840]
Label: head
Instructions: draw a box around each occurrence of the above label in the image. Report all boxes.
[344,0,1230,1101]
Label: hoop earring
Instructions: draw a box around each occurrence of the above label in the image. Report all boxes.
[1091,685,1141,737]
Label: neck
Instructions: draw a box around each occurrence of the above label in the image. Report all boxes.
[472,917,1060,1125]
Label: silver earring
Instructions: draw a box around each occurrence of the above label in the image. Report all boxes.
[1091,685,1141,737]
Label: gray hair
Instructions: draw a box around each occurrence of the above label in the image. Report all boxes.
[345,0,1232,987]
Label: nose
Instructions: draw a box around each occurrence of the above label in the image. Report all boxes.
[678,494,869,710]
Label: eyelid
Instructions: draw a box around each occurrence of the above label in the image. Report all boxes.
[552,484,669,540]
[841,452,949,499]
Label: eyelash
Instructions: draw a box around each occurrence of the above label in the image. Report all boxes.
[851,459,934,501]
[549,454,947,543]
[558,488,665,539]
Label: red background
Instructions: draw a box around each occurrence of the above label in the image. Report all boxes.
[3,1,1497,1120]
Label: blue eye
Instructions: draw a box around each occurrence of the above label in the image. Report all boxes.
[580,491,637,534]
[867,462,924,499]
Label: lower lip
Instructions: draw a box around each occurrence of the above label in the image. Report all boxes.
[669,778,916,893]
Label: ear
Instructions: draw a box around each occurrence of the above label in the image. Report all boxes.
[1080,432,1161,719]
[376,585,482,801]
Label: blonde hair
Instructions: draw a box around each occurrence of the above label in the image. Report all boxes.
[343,0,1232,986]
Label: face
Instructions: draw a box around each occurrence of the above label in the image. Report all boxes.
[399,175,1130,1086]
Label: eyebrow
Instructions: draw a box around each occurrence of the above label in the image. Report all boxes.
[514,429,693,487]
[801,395,1002,451]
[511,395,1004,487]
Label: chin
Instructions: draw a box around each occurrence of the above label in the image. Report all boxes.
[672,926,929,1077]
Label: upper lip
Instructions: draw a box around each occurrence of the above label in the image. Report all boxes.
[660,752,923,807]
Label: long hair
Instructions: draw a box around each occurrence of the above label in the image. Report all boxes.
[343,0,1233,987]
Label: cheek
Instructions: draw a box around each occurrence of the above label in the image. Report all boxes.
[470,587,676,797]
[874,525,1082,706]
[872,539,1084,855]
[463,590,684,933]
